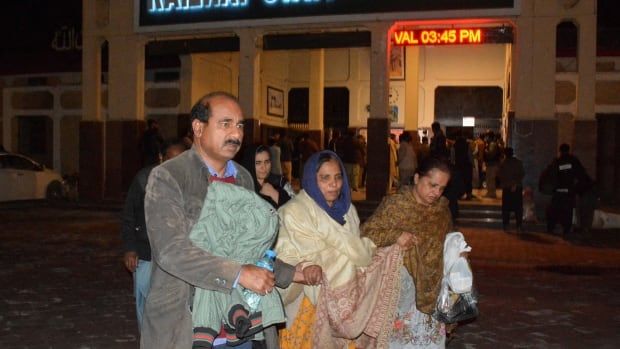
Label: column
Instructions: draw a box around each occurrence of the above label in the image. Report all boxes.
[366,22,392,201]
[308,49,325,148]
[404,46,421,135]
[512,14,558,195]
[79,12,105,200]
[52,89,62,171]
[573,13,597,174]
[236,29,262,145]
[105,34,145,199]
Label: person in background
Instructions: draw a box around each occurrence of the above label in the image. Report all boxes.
[121,139,187,331]
[473,134,486,189]
[357,134,368,188]
[362,156,453,348]
[268,135,282,176]
[483,131,502,198]
[418,136,431,164]
[141,92,320,349]
[141,119,164,166]
[398,131,418,187]
[298,133,319,182]
[241,144,295,209]
[279,131,294,184]
[546,143,588,236]
[430,121,449,160]
[327,129,341,153]
[442,163,465,226]
[453,130,473,200]
[388,133,399,190]
[340,131,362,192]
[497,147,525,233]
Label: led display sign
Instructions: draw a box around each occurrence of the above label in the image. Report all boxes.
[393,27,513,46]
[138,0,515,29]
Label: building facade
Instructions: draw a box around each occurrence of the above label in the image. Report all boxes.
[2,0,619,204]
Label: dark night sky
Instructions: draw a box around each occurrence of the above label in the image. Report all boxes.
[0,0,81,53]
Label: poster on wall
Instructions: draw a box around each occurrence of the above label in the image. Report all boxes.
[389,82,406,126]
[267,86,284,117]
[389,46,405,80]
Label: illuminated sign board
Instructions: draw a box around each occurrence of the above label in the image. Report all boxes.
[393,27,513,46]
[138,0,515,28]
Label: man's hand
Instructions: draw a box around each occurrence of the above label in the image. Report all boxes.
[238,264,275,295]
[396,232,418,251]
[123,251,139,272]
[293,263,323,285]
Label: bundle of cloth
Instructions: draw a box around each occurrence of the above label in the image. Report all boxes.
[189,181,286,348]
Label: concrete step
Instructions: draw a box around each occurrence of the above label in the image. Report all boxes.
[353,199,545,229]
[459,208,502,218]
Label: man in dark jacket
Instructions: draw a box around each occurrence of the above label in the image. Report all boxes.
[546,143,587,235]
[121,140,187,330]
[430,121,449,160]
[497,147,525,232]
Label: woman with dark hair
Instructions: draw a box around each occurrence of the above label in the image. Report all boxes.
[241,144,295,209]
[362,156,453,348]
[276,150,415,349]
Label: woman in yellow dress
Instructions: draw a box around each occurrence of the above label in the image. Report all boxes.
[276,150,415,349]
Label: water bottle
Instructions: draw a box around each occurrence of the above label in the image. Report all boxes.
[243,249,276,312]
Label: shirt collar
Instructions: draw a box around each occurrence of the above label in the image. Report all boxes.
[205,160,237,178]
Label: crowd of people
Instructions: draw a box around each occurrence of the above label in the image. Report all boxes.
[121,92,473,349]
[121,91,602,349]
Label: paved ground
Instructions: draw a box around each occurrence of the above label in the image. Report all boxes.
[1,204,620,348]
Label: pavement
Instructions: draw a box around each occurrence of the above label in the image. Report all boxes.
[1,202,620,348]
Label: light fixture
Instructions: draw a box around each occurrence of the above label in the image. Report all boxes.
[462,117,475,127]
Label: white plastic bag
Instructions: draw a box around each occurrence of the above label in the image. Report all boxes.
[434,232,478,323]
[443,232,473,293]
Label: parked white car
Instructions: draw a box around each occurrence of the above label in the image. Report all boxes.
[0,152,65,201]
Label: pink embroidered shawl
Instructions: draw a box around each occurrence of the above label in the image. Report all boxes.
[313,244,403,349]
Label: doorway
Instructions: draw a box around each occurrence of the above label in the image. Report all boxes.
[18,115,53,167]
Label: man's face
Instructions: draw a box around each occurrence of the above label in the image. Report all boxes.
[192,96,244,166]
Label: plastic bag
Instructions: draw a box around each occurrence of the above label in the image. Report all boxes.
[434,284,479,324]
[448,257,473,293]
[443,232,473,293]
[433,232,478,323]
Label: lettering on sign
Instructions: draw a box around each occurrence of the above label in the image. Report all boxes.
[393,28,484,46]
[51,26,82,52]
[149,0,324,12]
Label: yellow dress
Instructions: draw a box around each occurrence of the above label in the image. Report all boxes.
[276,190,376,348]
[280,297,356,349]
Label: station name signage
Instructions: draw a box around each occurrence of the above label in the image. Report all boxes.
[393,27,513,46]
[148,0,323,13]
[138,0,515,28]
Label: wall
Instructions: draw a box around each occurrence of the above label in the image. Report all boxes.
[417,44,508,128]
[287,47,371,128]
[262,50,290,127]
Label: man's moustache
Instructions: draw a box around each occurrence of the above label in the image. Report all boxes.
[225,139,241,146]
